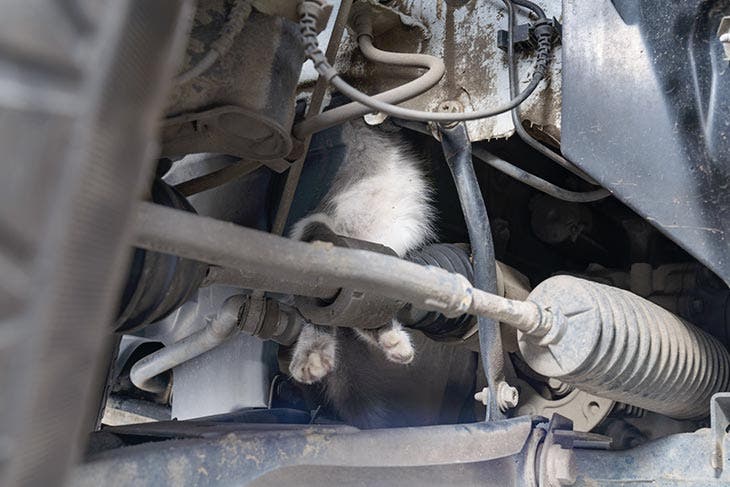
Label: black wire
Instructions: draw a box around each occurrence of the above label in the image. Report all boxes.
[504,0,608,187]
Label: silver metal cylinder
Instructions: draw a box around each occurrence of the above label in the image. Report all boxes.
[518,275,730,419]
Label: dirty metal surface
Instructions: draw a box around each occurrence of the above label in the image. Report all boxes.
[562,0,730,284]
[574,428,730,485]
[334,0,562,142]
[74,417,536,486]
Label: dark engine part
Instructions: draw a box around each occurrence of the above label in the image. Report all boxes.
[400,243,476,340]
[562,0,730,283]
[293,222,404,329]
[116,181,207,332]
[161,2,305,164]
[519,275,730,419]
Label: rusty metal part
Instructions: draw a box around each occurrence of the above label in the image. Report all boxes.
[163,5,305,163]
[271,0,353,235]
[519,275,730,419]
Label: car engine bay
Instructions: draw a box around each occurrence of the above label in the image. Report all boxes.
[3,0,730,486]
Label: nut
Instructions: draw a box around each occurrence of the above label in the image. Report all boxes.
[475,382,519,411]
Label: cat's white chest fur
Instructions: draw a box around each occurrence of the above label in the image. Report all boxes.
[288,122,433,384]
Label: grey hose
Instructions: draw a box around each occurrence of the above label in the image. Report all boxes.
[130,294,245,393]
[175,0,253,84]
[297,0,551,124]
[293,32,446,138]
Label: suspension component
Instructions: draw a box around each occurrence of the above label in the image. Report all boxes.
[518,275,730,419]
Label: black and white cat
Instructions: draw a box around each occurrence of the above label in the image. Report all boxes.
[288,121,434,384]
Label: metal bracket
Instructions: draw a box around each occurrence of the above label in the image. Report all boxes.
[711,393,730,470]
[538,414,611,487]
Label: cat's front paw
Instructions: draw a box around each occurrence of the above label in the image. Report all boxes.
[378,328,415,364]
[289,341,336,384]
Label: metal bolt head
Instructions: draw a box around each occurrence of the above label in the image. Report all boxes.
[546,444,577,486]
[497,381,519,410]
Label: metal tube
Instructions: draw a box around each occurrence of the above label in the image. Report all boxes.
[292,24,446,138]
[393,119,609,203]
[132,202,544,327]
[129,294,246,393]
[202,265,338,299]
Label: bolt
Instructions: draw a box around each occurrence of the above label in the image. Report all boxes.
[475,382,519,411]
[497,381,519,411]
[437,100,464,129]
[545,444,577,486]
[474,387,489,406]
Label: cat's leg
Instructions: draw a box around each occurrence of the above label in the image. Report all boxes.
[356,319,415,364]
[289,323,337,384]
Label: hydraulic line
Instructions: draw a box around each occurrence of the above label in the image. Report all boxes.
[130,294,246,393]
[293,31,446,138]
[503,0,606,187]
[297,0,553,124]
[394,118,611,203]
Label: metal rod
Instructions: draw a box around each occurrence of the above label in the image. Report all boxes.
[129,294,245,393]
[202,265,338,299]
[439,122,506,420]
[133,202,544,330]
[174,159,261,196]
[271,0,353,235]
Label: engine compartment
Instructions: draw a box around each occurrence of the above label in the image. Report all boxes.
[88,0,730,484]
